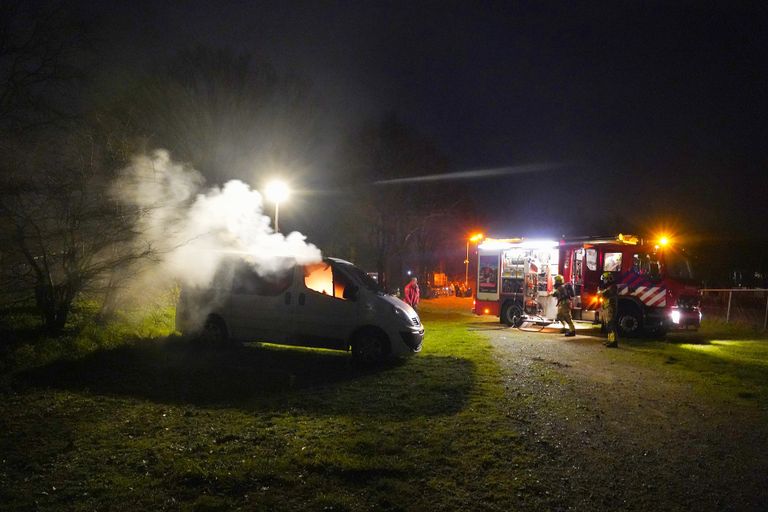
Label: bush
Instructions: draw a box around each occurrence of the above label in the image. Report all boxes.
[1,293,178,373]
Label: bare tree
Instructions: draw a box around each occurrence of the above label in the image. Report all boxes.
[0,132,152,333]
[99,46,319,184]
[336,115,458,290]
[0,0,87,133]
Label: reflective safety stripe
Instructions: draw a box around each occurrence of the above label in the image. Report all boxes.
[618,284,666,307]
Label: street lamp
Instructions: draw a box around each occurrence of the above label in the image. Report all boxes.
[265,180,290,232]
[465,233,484,288]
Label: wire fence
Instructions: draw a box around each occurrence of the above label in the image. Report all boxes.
[700,288,768,331]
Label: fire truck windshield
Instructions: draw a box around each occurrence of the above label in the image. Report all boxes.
[664,251,694,281]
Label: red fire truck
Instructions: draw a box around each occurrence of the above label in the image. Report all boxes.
[472,234,701,336]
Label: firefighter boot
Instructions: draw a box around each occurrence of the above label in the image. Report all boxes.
[564,331,576,337]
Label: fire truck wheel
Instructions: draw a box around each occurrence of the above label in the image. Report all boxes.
[501,302,524,328]
[617,309,642,337]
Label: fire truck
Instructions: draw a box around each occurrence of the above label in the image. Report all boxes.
[472,234,701,336]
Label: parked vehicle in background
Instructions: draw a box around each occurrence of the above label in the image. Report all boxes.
[473,234,701,337]
[176,257,424,362]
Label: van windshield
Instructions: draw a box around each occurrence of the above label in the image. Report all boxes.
[337,263,384,294]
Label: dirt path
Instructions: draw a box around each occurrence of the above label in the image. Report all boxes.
[477,321,768,511]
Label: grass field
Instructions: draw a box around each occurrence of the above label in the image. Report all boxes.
[0,299,535,511]
[620,324,768,403]
[2,298,767,511]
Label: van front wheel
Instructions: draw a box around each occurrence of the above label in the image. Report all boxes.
[352,330,389,363]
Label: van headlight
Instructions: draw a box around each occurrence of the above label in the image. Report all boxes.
[393,306,417,326]
[393,306,410,321]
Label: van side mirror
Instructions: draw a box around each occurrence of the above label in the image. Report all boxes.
[343,284,359,301]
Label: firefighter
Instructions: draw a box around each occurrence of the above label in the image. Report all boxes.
[598,271,619,347]
[552,275,576,337]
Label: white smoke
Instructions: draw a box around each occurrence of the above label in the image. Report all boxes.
[113,150,322,288]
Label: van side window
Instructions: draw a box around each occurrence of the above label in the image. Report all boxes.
[304,263,353,300]
[212,261,235,289]
[603,252,622,272]
[305,263,334,295]
[333,268,354,299]
[232,264,292,295]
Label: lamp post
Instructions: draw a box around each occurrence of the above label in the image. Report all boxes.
[465,233,484,288]
[265,180,290,233]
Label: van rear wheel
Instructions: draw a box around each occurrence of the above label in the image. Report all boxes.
[352,330,389,363]
[199,316,231,346]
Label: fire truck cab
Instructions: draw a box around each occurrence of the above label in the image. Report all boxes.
[473,234,701,336]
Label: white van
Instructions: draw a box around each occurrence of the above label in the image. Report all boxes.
[175,257,424,362]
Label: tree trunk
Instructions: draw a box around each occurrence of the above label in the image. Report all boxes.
[377,256,387,293]
[35,283,73,334]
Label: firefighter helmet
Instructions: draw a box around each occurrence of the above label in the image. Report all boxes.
[601,271,614,284]
[554,275,564,286]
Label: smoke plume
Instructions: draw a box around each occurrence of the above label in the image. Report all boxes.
[113,150,322,289]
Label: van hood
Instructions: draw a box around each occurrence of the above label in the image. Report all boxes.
[380,294,418,316]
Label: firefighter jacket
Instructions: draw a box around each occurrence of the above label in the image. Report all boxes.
[553,284,572,308]
[598,282,618,319]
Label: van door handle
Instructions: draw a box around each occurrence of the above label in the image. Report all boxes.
[298,293,305,306]
[284,292,291,305]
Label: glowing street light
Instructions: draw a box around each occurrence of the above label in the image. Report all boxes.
[465,233,484,288]
[654,234,671,250]
[265,180,290,233]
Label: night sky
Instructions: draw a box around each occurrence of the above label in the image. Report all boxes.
[80,1,768,242]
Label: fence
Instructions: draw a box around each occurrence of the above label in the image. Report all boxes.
[699,288,768,331]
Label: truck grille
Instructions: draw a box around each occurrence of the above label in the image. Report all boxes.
[676,295,700,310]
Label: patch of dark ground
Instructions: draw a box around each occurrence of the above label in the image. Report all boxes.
[487,324,768,512]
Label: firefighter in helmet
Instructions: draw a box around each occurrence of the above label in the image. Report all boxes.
[598,271,619,347]
[552,275,576,337]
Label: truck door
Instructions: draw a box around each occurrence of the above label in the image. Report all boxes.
[572,248,584,296]
[581,246,601,311]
